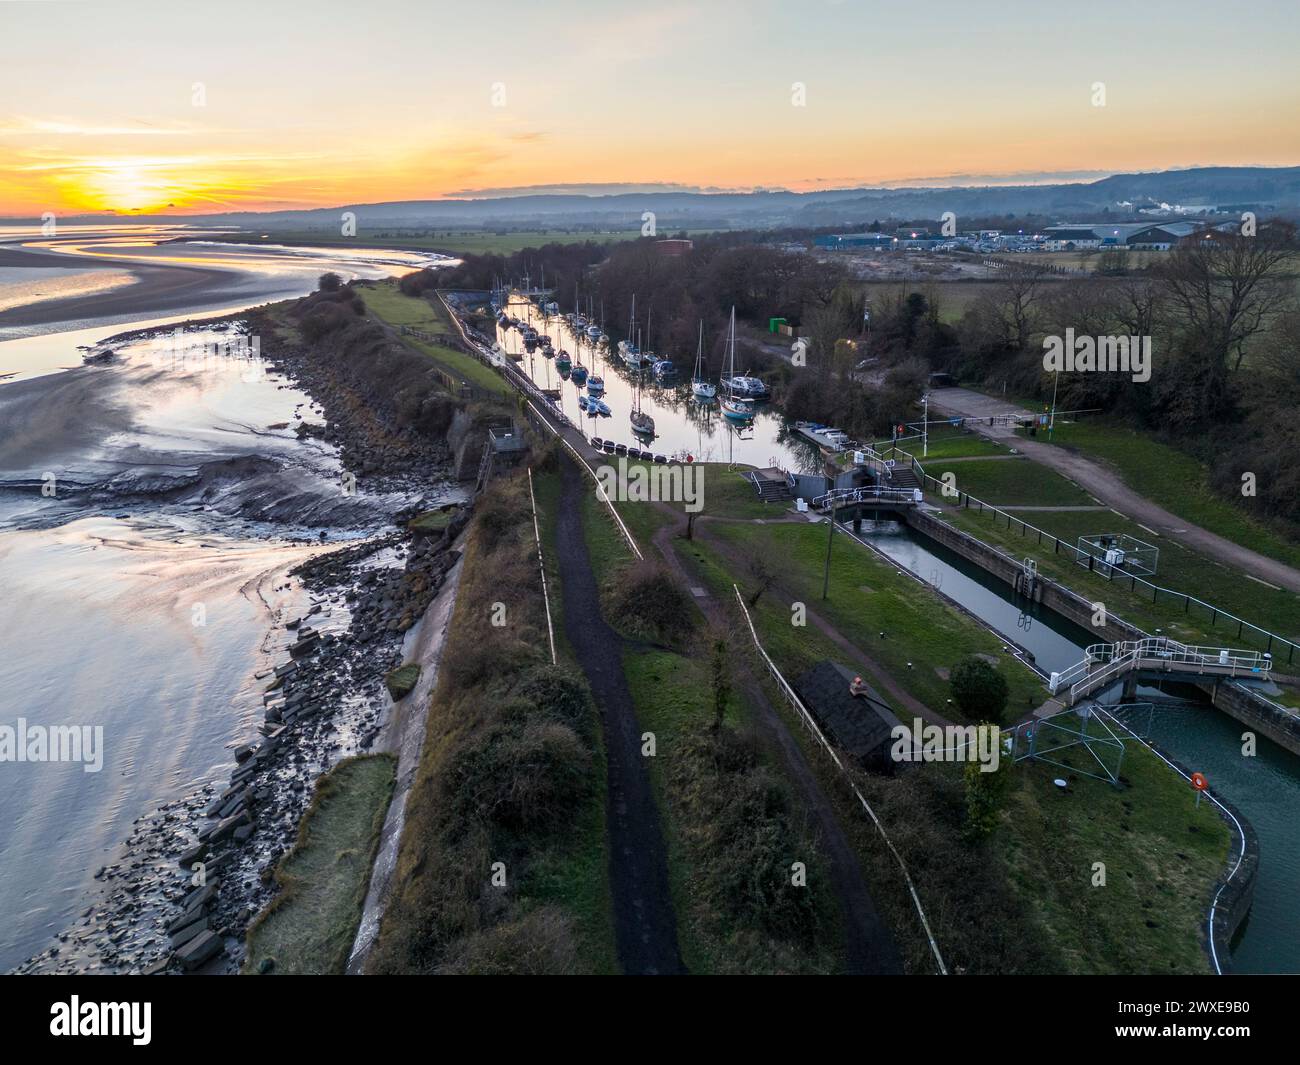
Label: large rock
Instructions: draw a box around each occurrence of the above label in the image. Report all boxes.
[176,930,223,971]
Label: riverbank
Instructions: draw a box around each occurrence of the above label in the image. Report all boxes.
[8,280,475,973]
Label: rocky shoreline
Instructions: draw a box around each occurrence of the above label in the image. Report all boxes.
[14,304,474,974]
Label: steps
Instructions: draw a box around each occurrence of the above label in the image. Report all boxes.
[884,466,920,490]
[748,472,791,502]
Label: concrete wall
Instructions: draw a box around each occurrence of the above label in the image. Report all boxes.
[1201,679,1300,756]
[906,509,1300,757]
[905,509,1143,645]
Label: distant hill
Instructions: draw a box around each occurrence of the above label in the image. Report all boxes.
[11,167,1299,231]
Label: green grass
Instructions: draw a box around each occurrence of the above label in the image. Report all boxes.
[1038,419,1300,569]
[244,754,396,974]
[886,429,1015,462]
[605,460,786,543]
[360,280,512,397]
[1000,722,1229,974]
[703,520,1045,719]
[937,505,1300,659]
[928,457,1096,507]
[407,507,457,533]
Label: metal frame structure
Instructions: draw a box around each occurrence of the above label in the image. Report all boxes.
[1009,703,1127,786]
[1075,532,1160,577]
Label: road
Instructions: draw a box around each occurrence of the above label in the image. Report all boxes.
[928,387,1300,595]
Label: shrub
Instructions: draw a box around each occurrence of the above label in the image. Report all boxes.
[949,656,1010,723]
[319,271,343,292]
[513,665,595,739]
[447,718,591,832]
[603,562,697,647]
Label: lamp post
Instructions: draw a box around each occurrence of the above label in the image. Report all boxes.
[922,392,929,458]
[822,496,838,600]
[1049,369,1060,439]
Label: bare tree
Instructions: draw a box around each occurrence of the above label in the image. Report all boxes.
[746,552,775,608]
[1154,223,1295,373]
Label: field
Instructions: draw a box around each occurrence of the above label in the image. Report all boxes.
[857,279,1007,325]
[359,280,511,397]
[215,227,705,257]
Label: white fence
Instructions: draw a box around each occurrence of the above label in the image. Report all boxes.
[731,585,948,975]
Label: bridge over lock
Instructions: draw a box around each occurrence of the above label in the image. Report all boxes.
[811,484,924,514]
[1049,637,1274,707]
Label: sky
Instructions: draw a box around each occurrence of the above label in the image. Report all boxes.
[1,0,1298,216]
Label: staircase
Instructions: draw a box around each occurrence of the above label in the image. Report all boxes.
[747,471,791,502]
[884,465,920,491]
[474,440,495,495]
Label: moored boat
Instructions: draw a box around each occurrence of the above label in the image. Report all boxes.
[720,308,754,421]
[690,321,716,400]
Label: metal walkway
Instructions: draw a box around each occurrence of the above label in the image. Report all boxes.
[812,485,922,512]
[1049,637,1273,705]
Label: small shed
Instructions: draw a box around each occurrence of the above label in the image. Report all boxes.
[792,661,898,771]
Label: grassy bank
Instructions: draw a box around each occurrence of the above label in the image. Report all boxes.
[368,472,615,974]
[244,754,396,975]
[1000,717,1230,973]
[926,456,1096,507]
[1034,419,1300,569]
[360,279,511,397]
[706,518,1046,718]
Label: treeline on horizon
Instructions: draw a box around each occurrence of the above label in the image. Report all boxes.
[402,221,1300,531]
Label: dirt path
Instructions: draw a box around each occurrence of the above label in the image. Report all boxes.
[692,515,954,728]
[554,456,684,975]
[929,387,1300,594]
[650,509,904,974]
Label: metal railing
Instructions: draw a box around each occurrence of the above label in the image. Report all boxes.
[1051,637,1273,702]
[812,485,921,510]
[731,585,948,975]
[907,454,1299,666]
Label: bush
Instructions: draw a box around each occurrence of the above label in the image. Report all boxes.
[319,271,343,292]
[672,727,820,944]
[513,665,595,739]
[447,718,591,832]
[949,656,1010,723]
[603,562,698,647]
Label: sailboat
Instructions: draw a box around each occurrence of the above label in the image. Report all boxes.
[630,376,655,436]
[720,308,753,421]
[690,320,716,400]
[618,295,650,369]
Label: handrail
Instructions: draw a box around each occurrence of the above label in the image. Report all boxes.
[812,485,919,509]
[1054,636,1273,702]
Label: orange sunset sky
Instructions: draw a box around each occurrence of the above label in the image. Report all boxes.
[2,0,1298,217]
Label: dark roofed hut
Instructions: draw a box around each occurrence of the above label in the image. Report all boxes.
[792,661,898,772]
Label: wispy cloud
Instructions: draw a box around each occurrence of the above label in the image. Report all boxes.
[0,116,246,137]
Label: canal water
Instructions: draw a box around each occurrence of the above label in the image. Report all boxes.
[496,297,825,473]
[854,515,1300,974]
